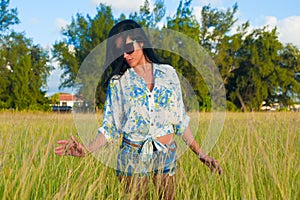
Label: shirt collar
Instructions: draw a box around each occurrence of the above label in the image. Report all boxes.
[128,63,167,76]
[153,63,167,74]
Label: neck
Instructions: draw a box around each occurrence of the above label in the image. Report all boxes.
[133,63,153,77]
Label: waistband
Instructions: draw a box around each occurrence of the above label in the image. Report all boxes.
[122,137,175,149]
[122,137,143,148]
[122,137,173,162]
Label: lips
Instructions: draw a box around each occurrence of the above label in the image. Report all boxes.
[126,58,134,65]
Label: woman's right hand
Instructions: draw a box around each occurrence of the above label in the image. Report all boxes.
[54,135,86,157]
[199,154,223,175]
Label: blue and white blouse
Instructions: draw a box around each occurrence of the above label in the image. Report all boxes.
[98,63,190,158]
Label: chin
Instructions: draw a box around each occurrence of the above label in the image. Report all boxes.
[129,63,138,68]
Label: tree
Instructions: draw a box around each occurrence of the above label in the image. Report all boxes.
[48,93,60,105]
[0,32,52,109]
[198,3,300,111]
[128,0,166,29]
[274,44,300,106]
[0,0,19,33]
[0,0,52,110]
[225,27,300,111]
[52,3,114,89]
[51,1,300,111]
[52,4,114,109]
[162,0,212,110]
[199,3,238,56]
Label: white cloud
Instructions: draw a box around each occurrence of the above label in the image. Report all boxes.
[55,18,69,32]
[46,66,62,95]
[263,16,277,27]
[157,21,164,29]
[261,16,300,47]
[90,0,144,13]
[277,16,300,47]
[201,12,300,48]
[193,6,202,22]
[46,61,73,96]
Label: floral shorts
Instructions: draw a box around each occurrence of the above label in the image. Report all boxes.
[116,140,177,177]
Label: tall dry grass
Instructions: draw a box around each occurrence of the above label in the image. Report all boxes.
[0,111,299,199]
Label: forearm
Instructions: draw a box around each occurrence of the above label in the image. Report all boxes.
[182,126,206,157]
[182,126,223,174]
[86,133,108,153]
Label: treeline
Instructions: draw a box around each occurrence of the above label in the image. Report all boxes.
[1,0,299,111]
[0,0,52,110]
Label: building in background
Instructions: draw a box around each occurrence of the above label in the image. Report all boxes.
[58,93,84,107]
[50,93,84,112]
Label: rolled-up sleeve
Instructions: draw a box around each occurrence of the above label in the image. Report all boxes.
[98,80,123,141]
[172,71,190,136]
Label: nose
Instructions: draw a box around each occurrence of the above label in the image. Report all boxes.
[123,52,129,59]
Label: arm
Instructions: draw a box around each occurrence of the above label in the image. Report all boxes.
[85,132,107,152]
[55,80,122,157]
[54,133,108,157]
[182,126,223,175]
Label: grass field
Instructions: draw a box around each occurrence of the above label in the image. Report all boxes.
[0,111,299,199]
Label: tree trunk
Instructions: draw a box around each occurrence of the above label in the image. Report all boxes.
[236,90,247,112]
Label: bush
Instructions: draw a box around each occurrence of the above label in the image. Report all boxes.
[226,100,238,111]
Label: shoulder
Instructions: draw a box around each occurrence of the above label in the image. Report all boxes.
[108,69,131,90]
[108,76,121,89]
[155,63,177,75]
[155,63,181,86]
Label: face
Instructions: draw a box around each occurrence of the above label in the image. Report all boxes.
[114,37,147,68]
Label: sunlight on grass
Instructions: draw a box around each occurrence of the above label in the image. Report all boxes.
[0,111,299,199]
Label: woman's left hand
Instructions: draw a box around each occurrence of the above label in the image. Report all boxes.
[199,154,223,175]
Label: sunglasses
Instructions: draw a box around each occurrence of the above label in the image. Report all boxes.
[113,40,138,55]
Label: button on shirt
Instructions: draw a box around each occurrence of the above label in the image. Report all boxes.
[98,63,190,158]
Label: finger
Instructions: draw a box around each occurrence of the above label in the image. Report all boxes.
[54,145,66,151]
[212,160,222,175]
[54,149,66,156]
[57,140,69,144]
[70,135,79,145]
[218,168,223,175]
[211,159,217,166]
[208,159,216,172]
[209,164,215,172]
[54,146,66,151]
[217,165,223,175]
[54,151,65,155]
[70,134,77,141]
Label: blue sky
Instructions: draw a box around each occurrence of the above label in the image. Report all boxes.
[8,0,300,95]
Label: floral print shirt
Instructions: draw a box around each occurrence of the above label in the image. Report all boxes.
[98,63,190,157]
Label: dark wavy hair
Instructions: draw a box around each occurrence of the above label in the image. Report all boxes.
[101,19,163,89]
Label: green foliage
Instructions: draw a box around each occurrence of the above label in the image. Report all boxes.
[0,32,52,110]
[0,0,53,110]
[52,4,114,89]
[226,100,238,111]
[46,1,300,111]
[220,27,300,111]
[128,0,166,28]
[48,93,60,105]
[160,0,212,111]
[1,0,300,111]
[199,4,300,111]
[0,0,20,33]
[199,3,238,54]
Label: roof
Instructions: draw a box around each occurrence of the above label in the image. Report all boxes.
[59,93,84,102]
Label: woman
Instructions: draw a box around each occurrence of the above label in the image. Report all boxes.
[55,19,222,199]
